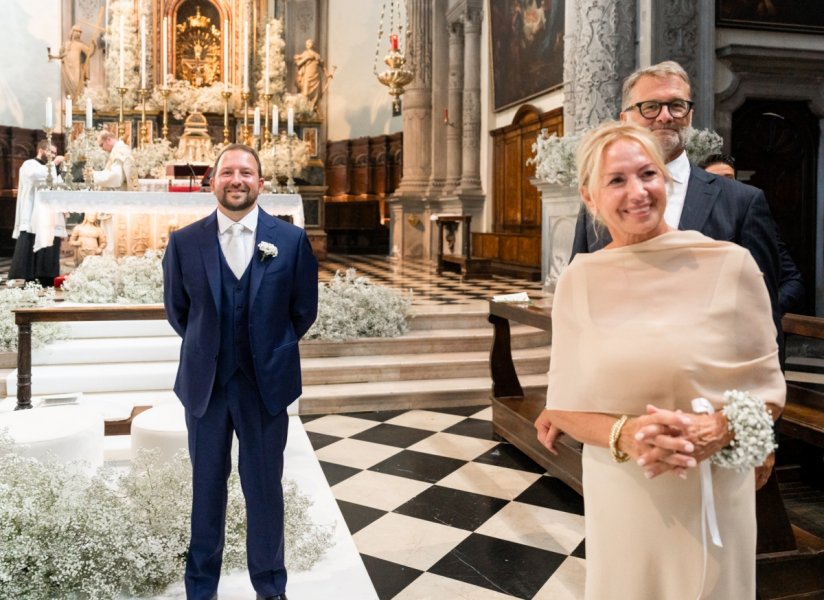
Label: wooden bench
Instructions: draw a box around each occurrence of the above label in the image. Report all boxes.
[13,304,166,435]
[488,301,824,598]
[435,215,490,279]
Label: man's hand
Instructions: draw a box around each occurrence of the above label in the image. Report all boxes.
[755,452,775,490]
[534,409,562,455]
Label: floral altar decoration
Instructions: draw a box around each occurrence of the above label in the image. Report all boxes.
[259,135,310,185]
[132,138,175,179]
[0,433,334,600]
[0,284,67,352]
[62,253,164,305]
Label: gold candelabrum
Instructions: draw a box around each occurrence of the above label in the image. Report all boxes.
[286,132,297,194]
[138,88,149,148]
[241,91,250,145]
[116,86,128,139]
[221,89,233,145]
[160,87,171,140]
[377,48,414,114]
[43,128,55,189]
[262,93,273,146]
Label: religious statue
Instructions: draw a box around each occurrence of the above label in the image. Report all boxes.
[48,26,97,101]
[293,39,330,113]
[69,212,107,266]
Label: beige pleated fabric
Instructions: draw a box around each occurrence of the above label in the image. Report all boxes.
[547,230,786,600]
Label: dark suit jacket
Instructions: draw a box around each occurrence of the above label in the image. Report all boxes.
[571,164,781,327]
[163,209,318,418]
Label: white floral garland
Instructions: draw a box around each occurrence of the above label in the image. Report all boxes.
[711,389,777,471]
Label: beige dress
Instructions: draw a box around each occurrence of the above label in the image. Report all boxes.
[547,230,786,600]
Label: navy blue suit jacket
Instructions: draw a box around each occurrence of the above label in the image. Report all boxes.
[571,164,781,328]
[163,209,318,418]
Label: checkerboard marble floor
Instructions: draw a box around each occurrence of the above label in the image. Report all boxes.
[319,254,544,307]
[302,405,587,600]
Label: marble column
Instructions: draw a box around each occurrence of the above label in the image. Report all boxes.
[564,0,636,133]
[455,4,482,195]
[443,19,464,195]
[426,0,449,197]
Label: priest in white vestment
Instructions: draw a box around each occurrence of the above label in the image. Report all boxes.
[93,130,135,190]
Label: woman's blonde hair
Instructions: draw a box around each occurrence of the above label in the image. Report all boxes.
[576,121,672,218]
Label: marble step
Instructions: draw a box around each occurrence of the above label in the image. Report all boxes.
[29,324,547,365]
[299,373,550,415]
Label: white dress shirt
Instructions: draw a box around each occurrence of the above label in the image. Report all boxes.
[14,158,63,239]
[217,205,259,275]
[663,150,691,229]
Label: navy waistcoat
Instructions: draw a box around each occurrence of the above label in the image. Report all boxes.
[215,247,256,387]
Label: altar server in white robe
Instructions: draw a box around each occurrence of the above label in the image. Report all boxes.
[93,130,135,190]
[9,140,65,286]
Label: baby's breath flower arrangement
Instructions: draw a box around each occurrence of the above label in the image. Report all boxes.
[711,390,777,471]
[282,92,316,121]
[685,127,724,165]
[255,18,287,98]
[528,130,582,187]
[152,78,229,120]
[306,269,412,341]
[132,139,175,179]
[259,135,310,180]
[0,284,67,351]
[67,128,108,171]
[0,436,334,600]
[62,253,163,304]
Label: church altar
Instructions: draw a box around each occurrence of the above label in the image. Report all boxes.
[32,190,304,256]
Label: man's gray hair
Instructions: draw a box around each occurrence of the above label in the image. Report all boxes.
[621,61,691,110]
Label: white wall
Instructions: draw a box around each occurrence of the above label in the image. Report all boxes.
[0,1,63,129]
[326,0,402,141]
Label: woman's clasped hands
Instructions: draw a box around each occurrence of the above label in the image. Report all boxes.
[625,404,733,480]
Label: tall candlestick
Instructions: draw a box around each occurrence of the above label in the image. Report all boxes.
[242,20,249,92]
[65,96,72,129]
[253,107,260,137]
[85,98,93,129]
[223,19,229,89]
[162,17,168,84]
[272,105,278,135]
[287,107,294,136]
[119,16,125,87]
[140,15,147,88]
[45,97,53,129]
[264,23,270,94]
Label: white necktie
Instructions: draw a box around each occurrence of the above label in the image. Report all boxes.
[226,222,247,278]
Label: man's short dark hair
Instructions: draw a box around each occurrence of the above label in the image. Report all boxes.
[213,144,262,178]
[699,152,735,170]
[36,139,51,153]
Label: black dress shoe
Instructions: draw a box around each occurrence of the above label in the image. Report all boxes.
[256,595,287,600]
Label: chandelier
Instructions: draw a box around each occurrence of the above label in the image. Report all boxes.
[373,0,413,115]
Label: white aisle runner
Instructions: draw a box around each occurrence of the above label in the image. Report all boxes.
[131,417,378,600]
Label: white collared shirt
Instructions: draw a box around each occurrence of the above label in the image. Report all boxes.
[217,205,259,271]
[663,150,691,229]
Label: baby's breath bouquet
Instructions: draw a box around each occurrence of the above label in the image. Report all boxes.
[0,284,67,351]
[67,128,108,171]
[131,139,174,179]
[260,135,310,180]
[528,130,582,187]
[306,269,412,341]
[62,252,163,304]
[151,79,229,120]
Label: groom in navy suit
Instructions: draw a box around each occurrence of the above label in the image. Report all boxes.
[163,144,318,600]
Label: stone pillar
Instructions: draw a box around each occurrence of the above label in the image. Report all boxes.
[427,0,449,197]
[394,0,432,195]
[565,1,636,133]
[456,3,482,195]
[650,0,714,129]
[443,19,464,194]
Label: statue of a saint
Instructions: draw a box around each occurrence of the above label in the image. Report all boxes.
[293,39,328,113]
[48,26,97,101]
[69,212,107,265]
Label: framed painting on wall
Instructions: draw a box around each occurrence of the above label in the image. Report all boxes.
[303,127,318,158]
[490,0,565,111]
[717,0,824,33]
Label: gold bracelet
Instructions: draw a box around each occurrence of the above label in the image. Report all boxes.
[609,415,630,463]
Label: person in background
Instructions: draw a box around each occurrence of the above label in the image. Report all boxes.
[9,140,65,286]
[546,121,784,599]
[699,152,804,315]
[93,130,135,190]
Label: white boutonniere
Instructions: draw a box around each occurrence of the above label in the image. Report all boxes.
[258,241,278,262]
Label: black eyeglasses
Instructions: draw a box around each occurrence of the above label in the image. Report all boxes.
[624,99,694,119]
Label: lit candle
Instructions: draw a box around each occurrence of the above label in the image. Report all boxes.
[162,17,168,85]
[264,23,270,94]
[119,16,125,87]
[253,107,260,137]
[390,34,399,51]
[223,19,229,89]
[45,97,53,129]
[85,98,93,129]
[272,105,278,135]
[65,96,72,129]
[242,19,249,92]
[140,15,146,88]
[287,107,294,136]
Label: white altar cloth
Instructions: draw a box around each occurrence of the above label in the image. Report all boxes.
[32,190,304,251]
